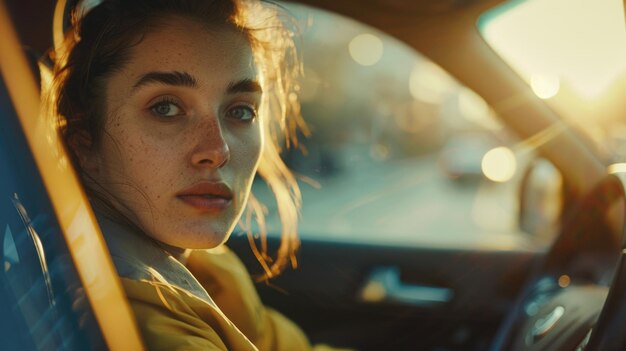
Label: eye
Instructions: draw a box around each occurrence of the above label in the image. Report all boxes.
[225,104,257,122]
[149,99,184,118]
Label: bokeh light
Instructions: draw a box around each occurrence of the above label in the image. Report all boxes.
[481,147,517,182]
[530,74,560,99]
[558,275,571,288]
[349,33,383,66]
[409,61,455,103]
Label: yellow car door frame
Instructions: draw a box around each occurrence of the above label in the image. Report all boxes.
[0,1,143,349]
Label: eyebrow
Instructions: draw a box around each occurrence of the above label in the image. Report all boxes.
[132,71,197,90]
[227,79,263,95]
[132,71,262,95]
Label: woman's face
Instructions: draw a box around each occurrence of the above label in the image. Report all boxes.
[85,17,263,249]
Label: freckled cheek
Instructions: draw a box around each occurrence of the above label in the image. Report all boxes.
[233,129,263,172]
[117,135,179,195]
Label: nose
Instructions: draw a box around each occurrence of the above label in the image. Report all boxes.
[190,118,230,168]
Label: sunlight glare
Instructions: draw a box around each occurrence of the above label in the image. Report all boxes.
[608,163,626,174]
[480,0,626,99]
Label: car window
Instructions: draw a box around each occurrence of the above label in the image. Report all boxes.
[249,3,543,249]
[0,76,106,350]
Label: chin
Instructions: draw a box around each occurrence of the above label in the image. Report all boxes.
[150,211,241,250]
[156,234,226,251]
[176,223,233,249]
[185,235,230,250]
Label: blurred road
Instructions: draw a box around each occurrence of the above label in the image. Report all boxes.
[250,154,534,250]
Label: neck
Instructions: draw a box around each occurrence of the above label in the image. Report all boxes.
[93,206,214,304]
[155,240,190,263]
[89,195,190,261]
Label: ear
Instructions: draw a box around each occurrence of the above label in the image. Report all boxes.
[67,131,99,174]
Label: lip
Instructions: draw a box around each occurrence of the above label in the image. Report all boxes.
[176,181,233,212]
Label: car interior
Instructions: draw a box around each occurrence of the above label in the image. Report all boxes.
[2,0,626,350]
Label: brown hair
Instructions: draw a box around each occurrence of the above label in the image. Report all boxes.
[47,0,307,280]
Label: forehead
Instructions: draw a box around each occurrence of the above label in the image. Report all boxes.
[124,17,257,83]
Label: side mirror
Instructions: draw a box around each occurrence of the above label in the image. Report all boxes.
[519,158,564,240]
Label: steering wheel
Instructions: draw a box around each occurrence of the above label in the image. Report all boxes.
[490,173,626,350]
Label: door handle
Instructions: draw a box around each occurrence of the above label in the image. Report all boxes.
[359,266,454,307]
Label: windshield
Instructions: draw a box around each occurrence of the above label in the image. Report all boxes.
[478,0,626,164]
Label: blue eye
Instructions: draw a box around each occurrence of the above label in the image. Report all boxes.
[150,100,183,118]
[226,105,257,122]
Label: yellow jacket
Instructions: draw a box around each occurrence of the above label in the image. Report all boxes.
[97,212,347,350]
[122,248,324,350]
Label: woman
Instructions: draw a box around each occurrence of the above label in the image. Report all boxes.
[46,0,340,349]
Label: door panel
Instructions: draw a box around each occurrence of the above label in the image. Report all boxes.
[229,235,541,350]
